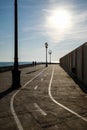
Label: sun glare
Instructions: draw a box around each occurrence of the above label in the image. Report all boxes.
[47,9,71,30]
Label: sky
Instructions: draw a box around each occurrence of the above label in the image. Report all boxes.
[0,0,87,63]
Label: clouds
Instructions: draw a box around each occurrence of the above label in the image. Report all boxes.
[72,10,87,24]
[67,9,87,41]
[0,0,87,62]
[41,8,72,44]
[21,2,87,49]
[44,3,87,44]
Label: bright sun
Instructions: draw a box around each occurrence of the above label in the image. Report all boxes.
[48,9,71,30]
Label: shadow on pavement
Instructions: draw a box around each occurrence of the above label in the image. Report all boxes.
[0,87,14,99]
[26,70,37,74]
[72,77,87,93]
[26,67,45,75]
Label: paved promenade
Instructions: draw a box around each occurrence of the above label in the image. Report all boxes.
[0,64,87,130]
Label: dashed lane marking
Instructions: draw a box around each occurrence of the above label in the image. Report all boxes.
[34,85,38,90]
[34,103,47,116]
[10,68,47,130]
[41,78,43,81]
[48,66,87,122]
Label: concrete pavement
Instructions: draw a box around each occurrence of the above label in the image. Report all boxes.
[0,64,87,130]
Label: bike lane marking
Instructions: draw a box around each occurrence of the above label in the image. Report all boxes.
[10,68,47,130]
[34,103,47,116]
[48,66,87,122]
[34,85,38,90]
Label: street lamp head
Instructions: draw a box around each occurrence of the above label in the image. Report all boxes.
[48,50,52,55]
[45,42,48,48]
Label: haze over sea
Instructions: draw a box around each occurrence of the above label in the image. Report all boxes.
[0,62,32,67]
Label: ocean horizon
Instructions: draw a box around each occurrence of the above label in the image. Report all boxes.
[0,62,32,67]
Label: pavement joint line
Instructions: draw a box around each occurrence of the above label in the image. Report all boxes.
[48,66,87,123]
[34,85,38,90]
[34,103,47,116]
[10,67,47,130]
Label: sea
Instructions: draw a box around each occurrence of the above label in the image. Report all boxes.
[0,62,32,67]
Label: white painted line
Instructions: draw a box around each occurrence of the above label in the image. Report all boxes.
[34,85,38,90]
[34,103,47,116]
[48,66,87,122]
[10,68,47,130]
[41,78,43,81]
[10,90,24,130]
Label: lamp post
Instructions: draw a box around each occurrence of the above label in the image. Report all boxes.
[48,50,52,64]
[45,42,48,67]
[12,0,21,88]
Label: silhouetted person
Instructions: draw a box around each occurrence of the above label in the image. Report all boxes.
[32,61,34,66]
[35,61,36,66]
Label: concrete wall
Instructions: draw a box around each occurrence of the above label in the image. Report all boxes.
[60,42,87,87]
[83,43,87,86]
[76,46,82,81]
